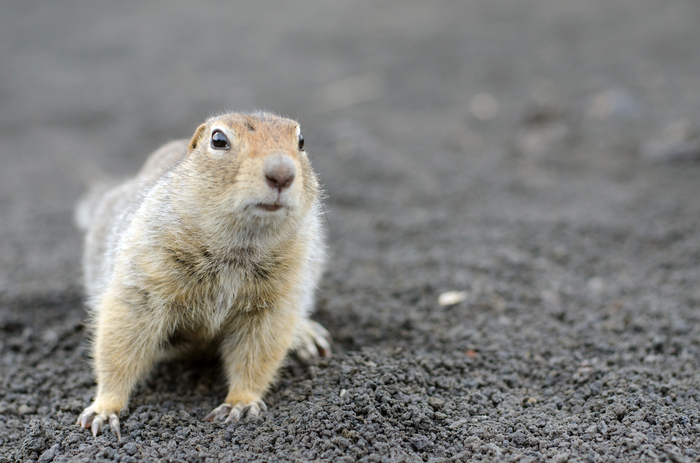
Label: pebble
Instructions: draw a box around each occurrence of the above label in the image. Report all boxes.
[587,277,605,297]
[38,444,60,463]
[438,291,468,306]
[449,418,468,429]
[598,421,608,435]
[642,119,700,162]
[587,88,642,120]
[470,93,500,121]
[123,442,138,456]
[514,122,571,159]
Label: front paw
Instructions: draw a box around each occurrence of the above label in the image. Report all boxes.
[76,404,122,439]
[205,399,267,423]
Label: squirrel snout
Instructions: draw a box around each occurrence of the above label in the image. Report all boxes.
[264,155,296,193]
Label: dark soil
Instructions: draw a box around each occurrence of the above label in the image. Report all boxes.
[2,1,700,462]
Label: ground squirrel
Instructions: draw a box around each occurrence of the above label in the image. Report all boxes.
[75,112,331,438]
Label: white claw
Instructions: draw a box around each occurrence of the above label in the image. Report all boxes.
[205,403,232,421]
[302,337,319,362]
[309,320,331,340]
[209,400,267,423]
[77,409,94,428]
[225,406,242,423]
[314,330,332,358]
[91,417,103,437]
[109,415,121,440]
[247,403,260,418]
[295,320,332,362]
[78,405,121,440]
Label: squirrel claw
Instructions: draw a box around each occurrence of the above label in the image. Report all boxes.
[76,408,95,428]
[110,415,122,440]
[225,406,242,423]
[206,400,267,423]
[205,403,232,421]
[296,320,332,363]
[91,417,103,437]
[77,406,121,440]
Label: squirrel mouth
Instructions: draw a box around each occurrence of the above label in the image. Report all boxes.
[256,203,283,212]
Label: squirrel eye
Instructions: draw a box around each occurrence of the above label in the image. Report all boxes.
[298,134,305,151]
[211,130,230,150]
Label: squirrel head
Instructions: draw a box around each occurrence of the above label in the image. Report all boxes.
[175,112,320,235]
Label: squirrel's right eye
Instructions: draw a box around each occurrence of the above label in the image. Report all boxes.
[211,130,230,150]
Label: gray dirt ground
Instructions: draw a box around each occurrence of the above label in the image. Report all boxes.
[1,1,700,462]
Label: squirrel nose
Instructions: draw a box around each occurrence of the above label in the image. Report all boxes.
[264,155,296,193]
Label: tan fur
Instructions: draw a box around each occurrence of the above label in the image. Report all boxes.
[76,112,330,437]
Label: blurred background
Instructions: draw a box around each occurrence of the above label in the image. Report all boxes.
[0,0,699,307]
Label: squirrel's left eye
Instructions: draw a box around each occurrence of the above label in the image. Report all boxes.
[298,134,305,151]
[211,130,230,150]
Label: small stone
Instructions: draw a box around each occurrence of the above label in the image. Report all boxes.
[123,442,138,455]
[587,88,641,120]
[175,427,191,439]
[510,431,527,445]
[587,277,605,297]
[410,434,431,451]
[642,119,700,162]
[470,93,499,121]
[449,418,468,429]
[514,122,571,160]
[427,397,444,410]
[38,444,60,463]
[438,291,468,306]
[573,361,595,383]
[597,421,608,435]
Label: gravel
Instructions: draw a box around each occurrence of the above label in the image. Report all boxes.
[1,0,700,461]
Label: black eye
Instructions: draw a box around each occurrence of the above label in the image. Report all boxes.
[211,130,230,149]
[298,134,305,151]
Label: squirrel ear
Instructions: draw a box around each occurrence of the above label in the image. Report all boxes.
[188,124,206,152]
